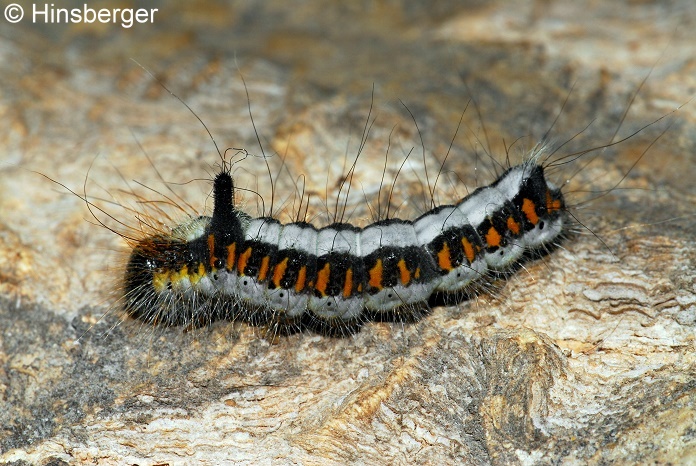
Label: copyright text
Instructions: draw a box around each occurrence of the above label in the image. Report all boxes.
[4,3,158,28]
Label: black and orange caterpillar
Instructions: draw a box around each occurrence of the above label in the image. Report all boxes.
[123,154,565,334]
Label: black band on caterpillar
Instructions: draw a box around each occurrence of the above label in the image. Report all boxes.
[123,159,565,333]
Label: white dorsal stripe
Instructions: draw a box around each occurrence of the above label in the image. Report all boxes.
[245,218,282,244]
[414,206,457,245]
[316,227,359,255]
[413,165,532,247]
[457,187,508,227]
[277,223,318,255]
[359,222,418,257]
[494,164,531,199]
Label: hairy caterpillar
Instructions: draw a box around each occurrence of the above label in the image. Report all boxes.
[123,154,564,334]
[78,71,676,338]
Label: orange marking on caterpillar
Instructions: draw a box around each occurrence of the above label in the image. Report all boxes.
[315,263,331,296]
[272,257,288,288]
[546,190,562,213]
[296,265,307,292]
[521,198,539,225]
[368,259,383,290]
[461,237,475,263]
[343,267,353,298]
[397,259,411,285]
[437,242,453,271]
[258,256,270,281]
[507,216,521,235]
[485,226,502,248]
[226,242,236,270]
[207,234,217,268]
[237,247,252,275]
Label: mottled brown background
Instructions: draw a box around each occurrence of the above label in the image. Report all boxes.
[0,0,695,465]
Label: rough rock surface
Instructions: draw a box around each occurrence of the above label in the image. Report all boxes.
[1,1,695,465]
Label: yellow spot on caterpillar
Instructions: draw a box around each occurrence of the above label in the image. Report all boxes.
[207,234,216,268]
[369,259,383,290]
[397,259,411,285]
[522,198,539,225]
[437,242,453,271]
[414,268,421,279]
[343,267,353,298]
[258,256,270,281]
[296,265,307,292]
[153,271,169,292]
[315,263,331,296]
[507,216,520,235]
[486,226,501,248]
[189,263,206,284]
[273,257,288,288]
[168,265,189,287]
[237,247,252,275]
[226,242,236,270]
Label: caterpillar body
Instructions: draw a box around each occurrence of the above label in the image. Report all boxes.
[123,153,566,335]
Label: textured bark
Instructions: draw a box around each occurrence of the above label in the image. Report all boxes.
[1,1,695,465]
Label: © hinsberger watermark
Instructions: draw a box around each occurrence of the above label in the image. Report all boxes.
[4,3,158,28]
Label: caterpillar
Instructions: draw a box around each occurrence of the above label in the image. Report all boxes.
[86,72,675,338]
[123,153,564,333]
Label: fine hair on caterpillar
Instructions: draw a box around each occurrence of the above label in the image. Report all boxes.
[64,64,681,341]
